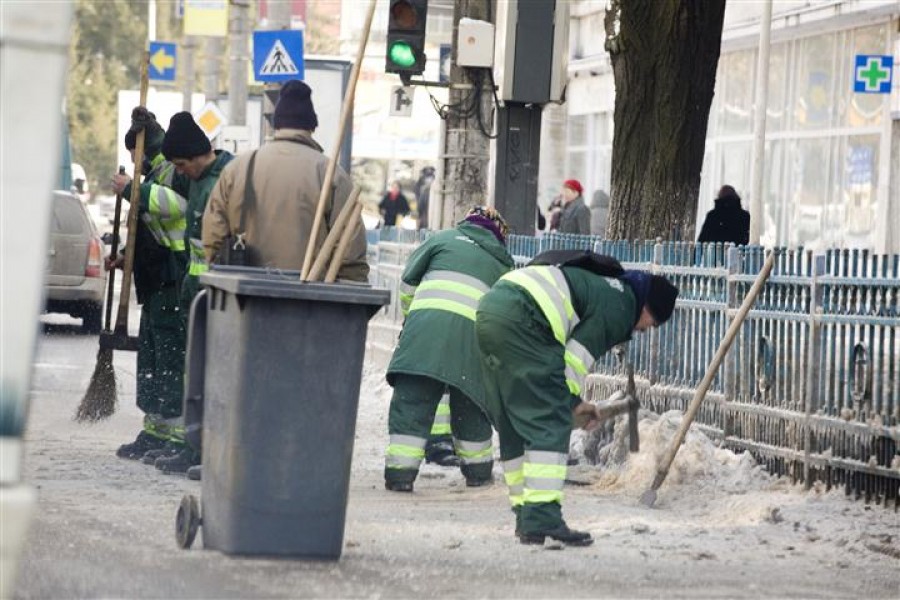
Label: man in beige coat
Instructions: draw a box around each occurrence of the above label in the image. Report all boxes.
[202,80,369,282]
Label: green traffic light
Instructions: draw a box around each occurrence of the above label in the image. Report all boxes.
[389,41,416,68]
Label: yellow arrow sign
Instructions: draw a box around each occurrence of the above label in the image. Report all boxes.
[150,46,175,72]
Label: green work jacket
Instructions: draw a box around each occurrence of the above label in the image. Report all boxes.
[387,222,514,405]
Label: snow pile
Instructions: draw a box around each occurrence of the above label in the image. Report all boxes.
[578,410,772,496]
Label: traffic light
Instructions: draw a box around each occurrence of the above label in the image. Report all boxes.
[385,0,428,76]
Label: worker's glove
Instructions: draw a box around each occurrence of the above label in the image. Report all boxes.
[572,401,601,431]
[104,254,125,271]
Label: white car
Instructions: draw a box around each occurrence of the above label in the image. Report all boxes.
[43,190,107,333]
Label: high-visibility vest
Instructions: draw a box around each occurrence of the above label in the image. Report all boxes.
[143,155,187,254]
[499,266,596,396]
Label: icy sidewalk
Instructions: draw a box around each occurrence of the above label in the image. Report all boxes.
[351,366,899,597]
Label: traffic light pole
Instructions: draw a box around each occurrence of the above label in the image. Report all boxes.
[492,103,542,236]
[433,0,493,230]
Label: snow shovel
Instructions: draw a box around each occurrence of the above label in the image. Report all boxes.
[640,250,776,507]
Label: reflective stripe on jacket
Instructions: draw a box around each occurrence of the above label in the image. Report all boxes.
[407,269,491,322]
[500,265,596,394]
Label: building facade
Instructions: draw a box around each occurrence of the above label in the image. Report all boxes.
[551,0,900,252]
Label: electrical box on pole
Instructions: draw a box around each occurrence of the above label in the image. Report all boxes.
[491,0,569,235]
[385,0,429,76]
[493,0,568,104]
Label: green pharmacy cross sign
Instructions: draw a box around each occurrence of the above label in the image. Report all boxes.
[853,55,893,94]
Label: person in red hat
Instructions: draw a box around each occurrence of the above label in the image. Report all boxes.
[558,179,591,235]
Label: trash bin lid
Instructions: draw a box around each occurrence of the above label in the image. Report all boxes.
[201,267,390,308]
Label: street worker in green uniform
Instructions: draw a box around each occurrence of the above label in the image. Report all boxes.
[475,253,678,546]
[109,107,190,462]
[151,111,233,476]
[384,206,515,492]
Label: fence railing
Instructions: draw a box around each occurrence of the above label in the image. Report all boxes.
[367,230,900,507]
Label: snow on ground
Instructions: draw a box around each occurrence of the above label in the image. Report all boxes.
[16,327,900,598]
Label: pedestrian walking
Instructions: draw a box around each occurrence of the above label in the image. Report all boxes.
[108,108,190,463]
[697,184,751,246]
[414,166,435,230]
[204,80,368,280]
[384,206,515,492]
[475,252,678,546]
[149,111,233,475]
[557,179,591,235]
[378,181,411,228]
[590,189,609,236]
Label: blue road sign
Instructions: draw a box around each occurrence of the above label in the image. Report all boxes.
[148,41,177,82]
[253,30,304,83]
[853,55,893,94]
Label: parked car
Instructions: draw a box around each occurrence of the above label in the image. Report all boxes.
[44,190,106,332]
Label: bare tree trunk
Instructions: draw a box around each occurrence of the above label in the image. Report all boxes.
[605,0,726,241]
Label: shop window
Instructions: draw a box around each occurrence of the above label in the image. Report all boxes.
[794,33,837,129]
[839,24,889,129]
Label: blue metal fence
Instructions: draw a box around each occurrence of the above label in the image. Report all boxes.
[368,230,900,506]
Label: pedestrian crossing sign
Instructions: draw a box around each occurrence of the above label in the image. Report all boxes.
[253,30,304,83]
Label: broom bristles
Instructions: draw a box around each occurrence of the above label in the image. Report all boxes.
[76,348,118,422]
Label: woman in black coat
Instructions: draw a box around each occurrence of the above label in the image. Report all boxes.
[697,185,751,246]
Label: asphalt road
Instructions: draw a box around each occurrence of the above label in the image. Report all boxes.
[14,316,900,599]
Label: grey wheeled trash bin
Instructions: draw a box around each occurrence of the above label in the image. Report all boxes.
[197,268,389,559]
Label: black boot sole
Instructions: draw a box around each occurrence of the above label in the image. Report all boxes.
[518,533,594,547]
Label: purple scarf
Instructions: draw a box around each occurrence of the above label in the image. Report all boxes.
[464,215,505,244]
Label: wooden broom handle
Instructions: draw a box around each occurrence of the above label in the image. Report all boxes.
[114,51,150,333]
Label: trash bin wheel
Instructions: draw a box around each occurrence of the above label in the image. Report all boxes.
[176,494,201,549]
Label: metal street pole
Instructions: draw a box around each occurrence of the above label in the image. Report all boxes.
[228,0,250,126]
[182,36,195,111]
[749,0,772,245]
[205,37,222,101]
[262,0,292,141]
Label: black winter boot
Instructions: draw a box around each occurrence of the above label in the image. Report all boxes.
[518,523,594,547]
[155,447,200,475]
[116,431,166,460]
[424,439,460,467]
[385,480,414,492]
[141,442,182,464]
[186,465,202,481]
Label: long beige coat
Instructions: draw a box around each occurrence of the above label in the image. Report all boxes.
[202,129,369,281]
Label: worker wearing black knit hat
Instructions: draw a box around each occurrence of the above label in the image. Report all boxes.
[474,252,678,548]
[162,111,212,162]
[144,110,233,477]
[203,79,368,280]
[110,106,191,466]
[273,80,318,130]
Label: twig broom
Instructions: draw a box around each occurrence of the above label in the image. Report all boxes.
[76,53,149,421]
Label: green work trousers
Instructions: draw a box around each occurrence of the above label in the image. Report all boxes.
[385,373,493,485]
[137,285,186,420]
[475,286,573,534]
[179,273,201,325]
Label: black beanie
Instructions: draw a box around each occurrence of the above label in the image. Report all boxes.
[124,107,165,156]
[646,275,679,324]
[162,111,212,160]
[273,80,318,131]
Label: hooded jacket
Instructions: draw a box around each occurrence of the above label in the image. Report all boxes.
[697,190,751,245]
[387,222,515,404]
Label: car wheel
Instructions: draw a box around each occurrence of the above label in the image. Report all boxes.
[82,302,103,334]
